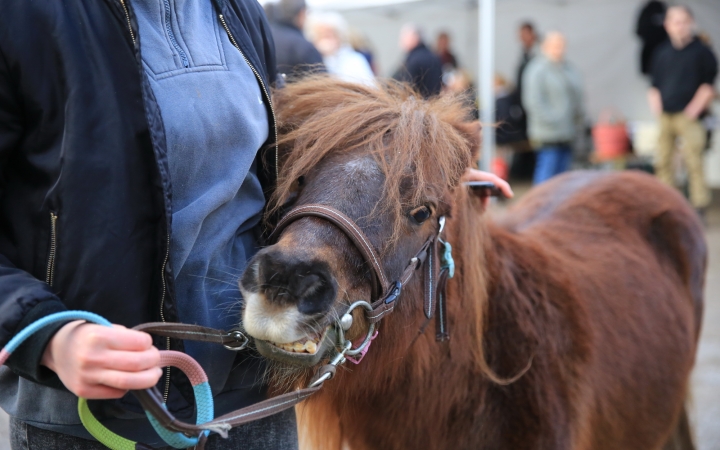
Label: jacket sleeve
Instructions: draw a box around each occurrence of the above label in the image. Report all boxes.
[0,42,69,388]
[250,0,278,86]
[700,46,718,86]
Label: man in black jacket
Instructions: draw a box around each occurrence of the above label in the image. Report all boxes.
[648,5,717,216]
[393,24,443,98]
[0,0,298,448]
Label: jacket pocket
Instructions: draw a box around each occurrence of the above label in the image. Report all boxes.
[46,211,58,286]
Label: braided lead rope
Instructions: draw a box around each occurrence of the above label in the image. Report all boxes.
[0,311,214,450]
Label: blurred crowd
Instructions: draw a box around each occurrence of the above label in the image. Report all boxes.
[263,0,717,215]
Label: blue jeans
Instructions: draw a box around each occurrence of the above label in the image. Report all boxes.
[10,408,298,450]
[533,144,573,185]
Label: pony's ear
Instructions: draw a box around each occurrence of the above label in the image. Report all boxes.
[453,121,482,162]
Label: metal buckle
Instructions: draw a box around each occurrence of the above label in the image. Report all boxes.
[335,300,377,357]
[309,341,352,388]
[384,281,402,304]
[223,330,250,351]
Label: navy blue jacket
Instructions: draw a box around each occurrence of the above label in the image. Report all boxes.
[0,0,276,413]
[394,43,443,98]
[269,21,325,78]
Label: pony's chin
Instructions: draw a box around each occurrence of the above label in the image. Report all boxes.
[254,326,337,367]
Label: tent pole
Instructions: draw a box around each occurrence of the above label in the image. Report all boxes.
[479,0,495,171]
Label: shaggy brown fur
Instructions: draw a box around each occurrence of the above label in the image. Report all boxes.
[269,77,475,244]
[251,76,705,449]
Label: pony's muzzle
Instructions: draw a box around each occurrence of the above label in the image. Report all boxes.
[239,245,342,351]
[245,247,338,315]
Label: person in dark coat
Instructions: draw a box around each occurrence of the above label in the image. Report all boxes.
[435,31,458,71]
[265,0,325,78]
[636,0,669,75]
[0,0,300,448]
[648,5,717,214]
[509,21,537,179]
[393,24,443,98]
[515,21,538,104]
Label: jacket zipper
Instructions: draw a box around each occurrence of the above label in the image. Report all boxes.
[118,0,136,46]
[159,234,171,402]
[162,0,190,68]
[218,14,279,181]
[116,0,173,403]
[46,212,58,286]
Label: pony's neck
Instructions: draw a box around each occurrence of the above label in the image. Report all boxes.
[301,197,556,450]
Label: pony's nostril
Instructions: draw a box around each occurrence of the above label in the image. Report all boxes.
[295,271,337,315]
[297,273,324,298]
[251,249,338,314]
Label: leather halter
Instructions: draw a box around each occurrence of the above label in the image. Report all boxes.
[267,203,451,339]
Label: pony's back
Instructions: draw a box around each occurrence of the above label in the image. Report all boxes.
[495,170,705,449]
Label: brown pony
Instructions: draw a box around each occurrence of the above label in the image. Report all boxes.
[238,76,706,450]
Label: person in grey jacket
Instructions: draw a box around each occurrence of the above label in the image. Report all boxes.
[522,32,584,184]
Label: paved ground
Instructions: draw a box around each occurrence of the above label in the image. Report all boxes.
[0,412,6,450]
[1,192,719,450]
[692,206,720,450]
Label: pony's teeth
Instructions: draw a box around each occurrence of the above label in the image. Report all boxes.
[271,336,321,353]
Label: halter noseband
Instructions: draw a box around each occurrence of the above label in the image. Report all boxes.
[267,203,453,341]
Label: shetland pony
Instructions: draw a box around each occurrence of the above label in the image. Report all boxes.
[239,77,705,449]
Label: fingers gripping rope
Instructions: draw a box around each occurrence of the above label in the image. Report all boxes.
[1,311,215,450]
[0,311,112,363]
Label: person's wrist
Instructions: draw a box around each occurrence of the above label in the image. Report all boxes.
[40,320,84,371]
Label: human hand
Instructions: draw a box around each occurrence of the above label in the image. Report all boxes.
[683,105,701,121]
[41,320,162,399]
[462,168,514,208]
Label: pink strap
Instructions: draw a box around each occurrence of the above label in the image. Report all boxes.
[0,349,10,366]
[346,331,379,365]
[159,350,208,386]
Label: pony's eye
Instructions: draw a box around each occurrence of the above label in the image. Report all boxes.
[409,206,432,224]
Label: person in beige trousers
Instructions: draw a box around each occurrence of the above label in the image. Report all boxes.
[648,5,717,215]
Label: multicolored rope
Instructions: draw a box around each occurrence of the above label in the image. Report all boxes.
[143,351,212,448]
[0,311,112,365]
[1,311,215,450]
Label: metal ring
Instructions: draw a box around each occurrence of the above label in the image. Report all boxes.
[337,301,376,357]
[223,330,250,351]
[309,371,333,388]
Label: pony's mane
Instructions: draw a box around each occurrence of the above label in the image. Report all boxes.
[269,76,478,241]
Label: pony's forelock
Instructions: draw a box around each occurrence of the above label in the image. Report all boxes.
[267,76,477,243]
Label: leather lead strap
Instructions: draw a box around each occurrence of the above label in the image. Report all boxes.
[133,322,240,345]
[130,366,330,438]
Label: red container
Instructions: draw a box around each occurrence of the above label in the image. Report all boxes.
[492,156,509,180]
[592,110,629,161]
